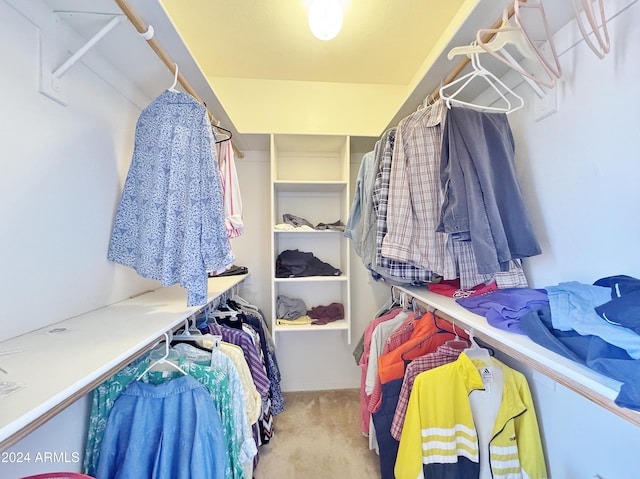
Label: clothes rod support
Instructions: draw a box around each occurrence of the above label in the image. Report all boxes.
[53,15,123,78]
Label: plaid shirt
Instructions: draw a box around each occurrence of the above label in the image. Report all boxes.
[381,100,456,278]
[390,343,465,441]
[372,129,438,283]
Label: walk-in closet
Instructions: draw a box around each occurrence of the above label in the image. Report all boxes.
[2,0,640,478]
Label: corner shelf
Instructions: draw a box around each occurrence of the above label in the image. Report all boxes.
[0,275,248,450]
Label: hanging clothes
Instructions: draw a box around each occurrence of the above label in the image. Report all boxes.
[107,90,234,307]
[395,353,548,479]
[372,129,439,284]
[216,138,244,238]
[179,356,253,479]
[380,100,456,278]
[84,357,149,477]
[389,342,467,441]
[437,106,541,274]
[96,374,227,479]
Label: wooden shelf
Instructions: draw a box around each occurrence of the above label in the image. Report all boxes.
[394,285,640,428]
[0,275,247,450]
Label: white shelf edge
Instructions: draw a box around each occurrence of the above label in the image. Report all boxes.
[394,285,640,428]
[273,229,344,234]
[0,275,248,450]
[274,319,349,333]
[274,275,348,283]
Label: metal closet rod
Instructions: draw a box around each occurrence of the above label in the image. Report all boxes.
[425,1,520,105]
[113,0,244,158]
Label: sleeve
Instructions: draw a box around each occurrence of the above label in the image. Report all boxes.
[395,374,427,479]
[380,121,413,263]
[515,373,549,479]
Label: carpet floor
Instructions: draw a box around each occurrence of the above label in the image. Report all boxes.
[254,389,380,478]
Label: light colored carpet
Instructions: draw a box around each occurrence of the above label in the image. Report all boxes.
[254,389,380,478]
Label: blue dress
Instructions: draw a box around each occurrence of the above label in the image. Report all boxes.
[108,90,234,306]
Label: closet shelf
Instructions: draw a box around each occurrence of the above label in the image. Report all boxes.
[394,285,640,429]
[273,229,344,234]
[273,181,348,193]
[274,275,348,283]
[0,275,247,451]
[274,319,349,333]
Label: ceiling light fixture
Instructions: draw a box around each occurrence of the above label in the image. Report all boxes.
[308,0,343,41]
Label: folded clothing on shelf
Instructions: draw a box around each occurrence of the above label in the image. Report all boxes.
[275,249,342,278]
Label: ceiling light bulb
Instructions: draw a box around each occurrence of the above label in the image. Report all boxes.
[308,0,343,41]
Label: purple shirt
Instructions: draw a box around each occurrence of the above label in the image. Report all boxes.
[456,288,549,334]
[209,323,270,396]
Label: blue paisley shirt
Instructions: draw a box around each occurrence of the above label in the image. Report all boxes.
[108,90,234,306]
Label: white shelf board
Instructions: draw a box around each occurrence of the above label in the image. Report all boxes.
[273,229,344,234]
[395,285,640,428]
[273,180,347,193]
[274,275,348,283]
[0,275,247,450]
[274,319,349,333]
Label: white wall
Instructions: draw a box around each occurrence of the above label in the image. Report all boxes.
[0,0,160,476]
[0,0,158,344]
[472,2,640,477]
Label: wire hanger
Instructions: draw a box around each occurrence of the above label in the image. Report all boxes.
[169,63,179,92]
[213,122,232,144]
[571,0,610,59]
[136,332,188,380]
[440,48,524,114]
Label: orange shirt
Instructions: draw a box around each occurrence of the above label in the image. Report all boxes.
[377,311,455,384]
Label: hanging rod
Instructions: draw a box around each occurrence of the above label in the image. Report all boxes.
[425,2,520,106]
[113,0,244,159]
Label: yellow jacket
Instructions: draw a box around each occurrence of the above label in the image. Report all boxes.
[395,353,548,479]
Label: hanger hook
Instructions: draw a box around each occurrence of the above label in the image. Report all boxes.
[170,63,179,91]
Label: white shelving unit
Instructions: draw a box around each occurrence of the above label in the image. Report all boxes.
[270,134,351,345]
[0,275,247,450]
[394,284,640,429]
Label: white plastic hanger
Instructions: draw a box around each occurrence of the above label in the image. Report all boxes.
[169,63,179,92]
[444,317,471,350]
[513,0,562,78]
[571,0,610,59]
[136,332,188,380]
[462,329,493,366]
[470,2,559,89]
[439,49,524,114]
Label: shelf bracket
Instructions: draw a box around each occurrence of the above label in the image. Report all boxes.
[52,15,123,79]
[40,14,124,105]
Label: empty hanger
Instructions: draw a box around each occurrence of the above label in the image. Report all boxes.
[471,2,560,89]
[439,48,525,114]
[136,332,188,380]
[571,0,610,59]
